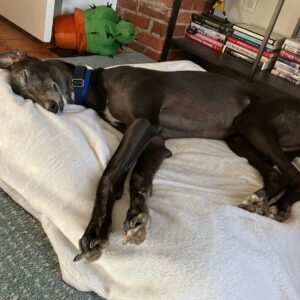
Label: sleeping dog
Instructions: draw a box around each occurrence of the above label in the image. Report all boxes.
[0,49,300,262]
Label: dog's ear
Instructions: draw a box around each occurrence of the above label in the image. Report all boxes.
[0,49,26,69]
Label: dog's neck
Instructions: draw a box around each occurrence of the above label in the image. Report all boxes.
[85,68,107,112]
[65,64,107,113]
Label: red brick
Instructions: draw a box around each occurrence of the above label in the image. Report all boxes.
[117,0,138,12]
[123,12,150,29]
[181,0,194,10]
[137,31,165,51]
[143,47,161,61]
[193,0,210,13]
[160,0,174,8]
[129,41,146,52]
[116,7,124,16]
[174,24,187,37]
[138,2,171,21]
[178,11,192,23]
[151,21,168,37]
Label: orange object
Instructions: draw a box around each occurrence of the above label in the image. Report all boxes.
[53,8,87,52]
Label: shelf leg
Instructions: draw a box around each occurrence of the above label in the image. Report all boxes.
[160,0,182,61]
[249,0,285,81]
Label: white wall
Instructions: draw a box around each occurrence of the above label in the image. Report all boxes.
[0,0,55,42]
[219,0,300,37]
[55,0,117,16]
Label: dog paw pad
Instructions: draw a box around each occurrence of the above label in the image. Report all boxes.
[238,192,268,215]
[268,205,290,222]
[123,213,149,245]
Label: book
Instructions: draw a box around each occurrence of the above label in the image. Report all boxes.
[191,13,233,33]
[186,27,224,47]
[271,67,300,85]
[283,38,300,50]
[277,56,300,69]
[227,36,279,58]
[233,31,280,50]
[224,41,277,63]
[223,47,275,70]
[190,22,226,42]
[201,13,231,24]
[185,31,223,52]
[283,45,300,56]
[192,18,232,35]
[280,49,300,64]
[233,23,285,46]
[273,66,300,80]
[224,47,253,64]
[274,60,300,75]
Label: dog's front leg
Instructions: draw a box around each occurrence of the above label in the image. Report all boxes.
[123,136,172,245]
[75,119,158,262]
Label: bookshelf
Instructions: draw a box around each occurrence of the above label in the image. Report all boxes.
[160,0,300,99]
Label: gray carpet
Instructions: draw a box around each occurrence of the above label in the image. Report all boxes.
[0,52,153,299]
[57,52,154,68]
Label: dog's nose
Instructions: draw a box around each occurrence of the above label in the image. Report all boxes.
[46,100,59,113]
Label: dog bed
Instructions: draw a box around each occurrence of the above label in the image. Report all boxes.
[0,60,300,300]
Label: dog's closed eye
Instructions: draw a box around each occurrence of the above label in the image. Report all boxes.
[52,82,58,92]
[19,70,29,84]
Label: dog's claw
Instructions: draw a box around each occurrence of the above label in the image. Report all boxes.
[90,239,108,249]
[123,213,148,245]
[74,238,108,262]
[73,253,84,262]
[74,226,109,262]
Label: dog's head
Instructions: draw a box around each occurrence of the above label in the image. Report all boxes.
[0,49,74,113]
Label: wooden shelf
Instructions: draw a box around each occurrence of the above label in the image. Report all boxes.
[172,37,300,99]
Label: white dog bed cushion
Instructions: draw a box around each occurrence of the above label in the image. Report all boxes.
[0,60,300,300]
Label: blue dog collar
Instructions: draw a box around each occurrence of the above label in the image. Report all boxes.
[72,65,92,106]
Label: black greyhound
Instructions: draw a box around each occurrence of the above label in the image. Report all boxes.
[1,50,300,262]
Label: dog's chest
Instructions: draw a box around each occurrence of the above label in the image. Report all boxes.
[103,100,121,126]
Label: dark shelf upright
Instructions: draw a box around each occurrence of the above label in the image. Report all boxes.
[160,0,182,61]
[249,0,285,80]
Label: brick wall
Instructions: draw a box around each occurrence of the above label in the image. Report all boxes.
[116,0,210,61]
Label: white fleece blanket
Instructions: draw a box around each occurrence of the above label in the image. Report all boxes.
[1,60,300,300]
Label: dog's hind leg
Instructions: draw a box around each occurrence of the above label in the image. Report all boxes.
[123,136,171,245]
[227,135,286,216]
[266,148,300,221]
[235,114,300,222]
[75,119,158,262]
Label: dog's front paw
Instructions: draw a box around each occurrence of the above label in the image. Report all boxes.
[74,222,109,262]
[123,212,149,245]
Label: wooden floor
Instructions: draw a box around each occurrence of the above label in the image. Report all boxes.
[0,16,59,58]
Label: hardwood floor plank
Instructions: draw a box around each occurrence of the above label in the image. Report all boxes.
[0,16,59,58]
[26,50,59,58]
[0,27,31,40]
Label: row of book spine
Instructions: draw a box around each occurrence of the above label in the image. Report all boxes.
[185,13,285,71]
[271,39,300,85]
[185,13,233,53]
[222,23,284,71]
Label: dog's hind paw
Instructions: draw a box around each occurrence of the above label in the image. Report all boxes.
[238,190,269,215]
[123,213,149,245]
[268,205,290,222]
